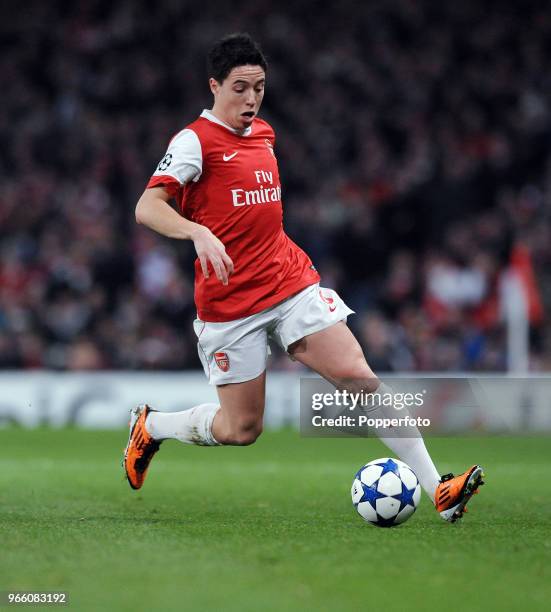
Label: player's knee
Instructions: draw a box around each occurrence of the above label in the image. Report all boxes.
[218,414,263,446]
[228,421,263,446]
[333,354,380,394]
[232,429,262,446]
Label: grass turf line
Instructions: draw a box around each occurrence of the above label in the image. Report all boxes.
[1,429,550,612]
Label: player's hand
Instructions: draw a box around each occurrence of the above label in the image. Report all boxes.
[191,225,234,285]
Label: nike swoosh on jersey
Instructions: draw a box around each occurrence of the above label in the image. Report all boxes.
[223,152,238,161]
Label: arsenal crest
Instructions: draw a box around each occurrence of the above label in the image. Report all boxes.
[214,351,230,372]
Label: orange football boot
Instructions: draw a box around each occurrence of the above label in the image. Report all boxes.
[123,405,162,490]
[435,465,485,522]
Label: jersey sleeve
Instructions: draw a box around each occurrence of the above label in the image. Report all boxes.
[146,128,203,197]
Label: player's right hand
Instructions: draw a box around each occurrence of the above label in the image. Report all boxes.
[191,225,234,285]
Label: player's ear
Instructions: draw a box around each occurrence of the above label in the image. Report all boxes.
[209,77,220,96]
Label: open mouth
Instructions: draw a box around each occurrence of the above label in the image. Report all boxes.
[241,111,255,118]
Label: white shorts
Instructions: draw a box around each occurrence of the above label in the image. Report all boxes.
[193,282,354,385]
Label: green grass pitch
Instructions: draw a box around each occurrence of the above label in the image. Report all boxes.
[1,428,550,611]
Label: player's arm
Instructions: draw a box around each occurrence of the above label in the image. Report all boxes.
[135,187,234,285]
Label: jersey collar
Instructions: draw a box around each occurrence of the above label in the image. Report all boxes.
[200,109,253,136]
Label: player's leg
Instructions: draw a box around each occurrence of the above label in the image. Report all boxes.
[145,310,269,444]
[211,372,266,445]
[142,372,265,446]
[124,373,266,489]
[288,321,484,521]
[288,321,442,501]
[272,285,439,499]
[124,312,270,489]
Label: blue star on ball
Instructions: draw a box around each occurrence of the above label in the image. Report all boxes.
[393,480,417,512]
[358,481,387,510]
[374,458,401,477]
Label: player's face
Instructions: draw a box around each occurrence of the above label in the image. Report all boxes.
[210,65,265,131]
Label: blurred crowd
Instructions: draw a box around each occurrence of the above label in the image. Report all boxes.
[1,0,550,371]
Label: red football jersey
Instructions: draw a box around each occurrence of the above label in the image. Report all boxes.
[147,113,320,322]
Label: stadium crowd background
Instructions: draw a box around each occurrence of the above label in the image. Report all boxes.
[1,0,550,372]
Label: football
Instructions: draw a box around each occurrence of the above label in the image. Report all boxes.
[351,457,421,527]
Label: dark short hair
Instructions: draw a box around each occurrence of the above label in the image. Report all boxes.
[207,33,268,83]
